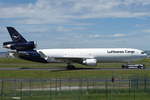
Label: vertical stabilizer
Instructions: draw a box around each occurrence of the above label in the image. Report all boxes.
[7,27,27,43]
[3,27,36,51]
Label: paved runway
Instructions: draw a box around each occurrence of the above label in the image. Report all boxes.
[0,67,149,71]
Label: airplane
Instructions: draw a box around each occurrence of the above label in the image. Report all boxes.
[3,27,147,69]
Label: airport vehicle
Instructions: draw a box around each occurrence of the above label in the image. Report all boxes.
[122,64,145,69]
[3,27,147,69]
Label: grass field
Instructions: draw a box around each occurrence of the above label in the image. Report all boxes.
[3,90,150,100]
[0,58,150,100]
[0,57,150,68]
[1,78,150,100]
[0,58,150,79]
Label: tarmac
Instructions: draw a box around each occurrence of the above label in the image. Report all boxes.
[0,67,148,71]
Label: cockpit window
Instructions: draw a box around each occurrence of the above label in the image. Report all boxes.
[141,52,145,54]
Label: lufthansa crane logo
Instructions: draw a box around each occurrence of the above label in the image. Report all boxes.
[12,35,20,39]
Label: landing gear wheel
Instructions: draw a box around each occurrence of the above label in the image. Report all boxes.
[67,65,75,70]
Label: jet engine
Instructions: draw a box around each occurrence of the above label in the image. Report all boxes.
[3,41,36,51]
[82,59,97,66]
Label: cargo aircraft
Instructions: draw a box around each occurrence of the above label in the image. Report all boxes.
[3,27,147,69]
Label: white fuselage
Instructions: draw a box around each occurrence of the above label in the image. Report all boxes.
[37,48,147,63]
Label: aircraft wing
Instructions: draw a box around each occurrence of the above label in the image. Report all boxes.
[38,51,93,63]
[54,57,83,63]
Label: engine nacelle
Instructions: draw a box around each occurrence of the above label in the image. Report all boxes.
[3,41,36,51]
[82,59,97,66]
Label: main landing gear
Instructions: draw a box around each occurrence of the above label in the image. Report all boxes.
[67,64,76,70]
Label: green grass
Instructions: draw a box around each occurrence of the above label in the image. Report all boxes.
[0,58,150,68]
[0,58,66,68]
[0,58,150,79]
[0,70,149,79]
[0,58,36,64]
[2,89,150,100]
[0,58,150,100]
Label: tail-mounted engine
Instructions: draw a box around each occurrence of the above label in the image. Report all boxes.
[3,27,36,51]
[3,41,36,51]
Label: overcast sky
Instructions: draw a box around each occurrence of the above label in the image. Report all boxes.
[0,0,150,51]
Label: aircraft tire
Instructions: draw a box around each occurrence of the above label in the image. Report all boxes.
[67,65,75,70]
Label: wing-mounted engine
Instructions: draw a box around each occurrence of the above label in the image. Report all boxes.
[82,59,97,66]
[3,41,36,51]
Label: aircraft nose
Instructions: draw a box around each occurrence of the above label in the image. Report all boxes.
[140,51,147,57]
[142,53,147,58]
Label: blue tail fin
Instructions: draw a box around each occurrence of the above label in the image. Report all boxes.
[3,27,36,51]
[7,27,27,43]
